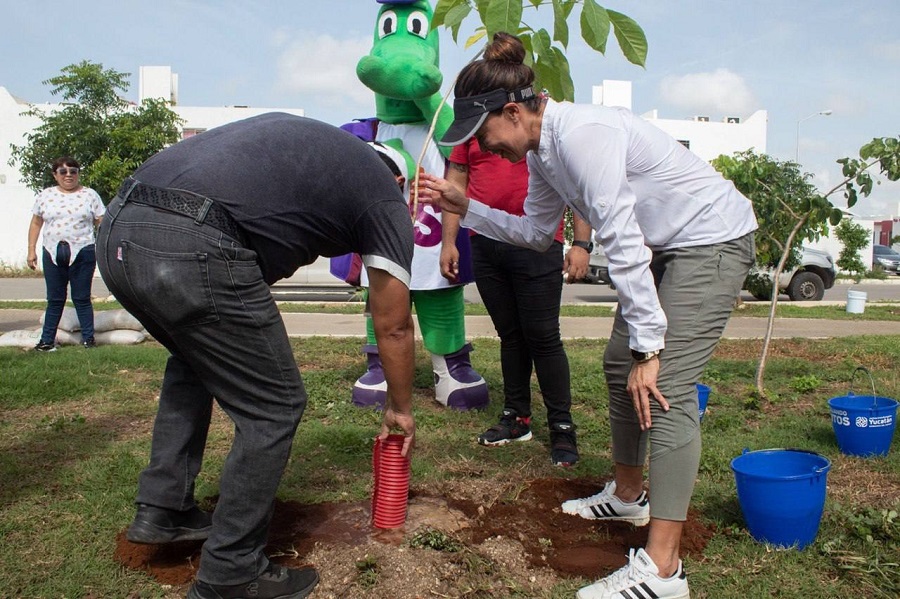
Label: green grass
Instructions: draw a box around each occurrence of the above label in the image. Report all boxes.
[0,335,898,597]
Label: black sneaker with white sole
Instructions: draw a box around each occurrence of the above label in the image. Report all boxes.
[477,408,532,446]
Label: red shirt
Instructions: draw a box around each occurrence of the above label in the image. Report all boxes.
[450,138,564,242]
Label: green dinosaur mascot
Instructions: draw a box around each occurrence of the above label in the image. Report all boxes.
[350,0,488,411]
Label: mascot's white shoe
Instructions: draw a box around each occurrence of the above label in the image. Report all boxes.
[351,344,387,409]
[431,343,489,411]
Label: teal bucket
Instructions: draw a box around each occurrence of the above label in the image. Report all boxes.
[828,367,897,457]
[730,449,830,549]
[696,383,710,422]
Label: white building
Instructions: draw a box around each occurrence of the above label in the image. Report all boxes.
[591,80,889,270]
[592,79,768,162]
[0,66,306,270]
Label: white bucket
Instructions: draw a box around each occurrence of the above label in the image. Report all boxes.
[846,289,867,314]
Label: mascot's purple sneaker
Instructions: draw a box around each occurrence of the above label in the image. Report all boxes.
[431,343,489,410]
[352,344,387,409]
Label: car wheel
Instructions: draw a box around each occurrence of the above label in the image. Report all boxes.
[787,271,825,301]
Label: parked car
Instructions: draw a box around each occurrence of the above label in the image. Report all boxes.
[872,244,900,274]
[583,244,836,302]
[746,246,836,301]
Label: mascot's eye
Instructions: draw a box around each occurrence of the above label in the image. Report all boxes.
[407,10,429,39]
[378,10,398,38]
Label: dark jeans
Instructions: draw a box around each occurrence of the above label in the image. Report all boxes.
[97,196,307,586]
[471,235,572,425]
[40,242,96,344]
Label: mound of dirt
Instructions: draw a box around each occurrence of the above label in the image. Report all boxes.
[114,478,714,597]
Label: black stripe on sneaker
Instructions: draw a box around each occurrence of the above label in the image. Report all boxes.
[617,583,658,599]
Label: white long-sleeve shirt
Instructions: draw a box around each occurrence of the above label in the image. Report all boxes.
[462,100,758,352]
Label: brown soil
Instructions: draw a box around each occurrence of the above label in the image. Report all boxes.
[114,478,715,598]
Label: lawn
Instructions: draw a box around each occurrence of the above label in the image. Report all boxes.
[0,334,898,598]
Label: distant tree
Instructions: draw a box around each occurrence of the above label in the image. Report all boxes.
[8,61,182,202]
[712,151,837,299]
[713,137,900,398]
[834,219,870,279]
[432,0,647,101]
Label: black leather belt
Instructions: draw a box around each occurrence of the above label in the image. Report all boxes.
[118,177,246,244]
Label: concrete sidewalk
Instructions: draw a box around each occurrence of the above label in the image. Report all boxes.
[2,307,898,341]
[2,277,899,340]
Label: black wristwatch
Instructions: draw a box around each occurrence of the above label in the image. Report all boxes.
[631,349,661,363]
[572,240,593,252]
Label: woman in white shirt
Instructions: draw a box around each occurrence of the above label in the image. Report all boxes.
[419,32,757,599]
[27,157,105,351]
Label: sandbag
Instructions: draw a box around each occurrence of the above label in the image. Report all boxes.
[41,308,81,332]
[96,329,147,345]
[94,310,144,332]
[40,308,144,333]
[0,329,41,347]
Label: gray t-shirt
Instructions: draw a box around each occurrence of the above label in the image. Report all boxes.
[133,112,413,285]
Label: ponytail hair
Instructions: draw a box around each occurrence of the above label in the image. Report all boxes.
[455,32,542,113]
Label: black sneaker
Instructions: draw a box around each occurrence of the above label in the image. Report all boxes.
[126,503,213,544]
[549,421,579,467]
[478,408,533,446]
[188,563,319,599]
[34,341,57,352]
[82,337,97,349]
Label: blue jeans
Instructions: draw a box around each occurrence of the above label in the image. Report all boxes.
[96,196,307,586]
[40,242,96,344]
[471,235,573,425]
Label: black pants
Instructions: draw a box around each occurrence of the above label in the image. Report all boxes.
[471,235,573,425]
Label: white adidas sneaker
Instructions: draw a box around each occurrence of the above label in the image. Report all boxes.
[561,480,650,526]
[577,548,690,599]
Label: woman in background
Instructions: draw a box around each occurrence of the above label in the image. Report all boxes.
[27,156,105,351]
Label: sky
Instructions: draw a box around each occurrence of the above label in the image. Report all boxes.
[4,0,900,217]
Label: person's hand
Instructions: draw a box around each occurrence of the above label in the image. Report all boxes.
[380,407,415,457]
[563,246,589,283]
[414,173,470,216]
[26,250,37,270]
[440,244,460,283]
[626,358,668,430]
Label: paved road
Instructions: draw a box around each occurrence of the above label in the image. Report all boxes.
[2,278,898,340]
[2,276,899,304]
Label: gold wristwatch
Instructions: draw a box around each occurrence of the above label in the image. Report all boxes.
[631,349,661,363]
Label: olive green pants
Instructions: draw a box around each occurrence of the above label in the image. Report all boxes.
[603,233,754,521]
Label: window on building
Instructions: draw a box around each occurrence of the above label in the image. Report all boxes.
[182,128,207,139]
[677,140,690,149]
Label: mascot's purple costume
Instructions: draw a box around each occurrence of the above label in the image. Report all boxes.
[332,0,489,411]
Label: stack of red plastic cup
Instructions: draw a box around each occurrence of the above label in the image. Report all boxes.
[372,434,410,529]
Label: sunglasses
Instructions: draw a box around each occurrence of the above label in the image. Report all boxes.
[55,167,80,176]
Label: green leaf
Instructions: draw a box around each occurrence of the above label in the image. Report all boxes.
[608,10,648,67]
[445,3,473,41]
[580,0,611,54]
[549,46,575,101]
[829,208,844,226]
[485,0,523,38]
[552,0,570,48]
[431,0,462,29]
[532,28,553,58]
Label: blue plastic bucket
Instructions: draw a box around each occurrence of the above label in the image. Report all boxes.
[828,394,897,457]
[730,449,830,549]
[696,383,710,422]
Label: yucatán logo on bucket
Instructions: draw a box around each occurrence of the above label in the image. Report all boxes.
[831,408,894,429]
